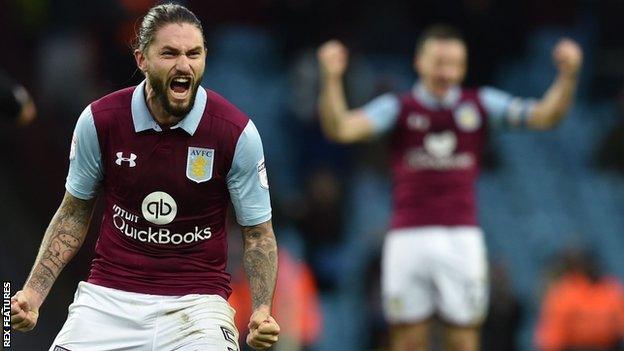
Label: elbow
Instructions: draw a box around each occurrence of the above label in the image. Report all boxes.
[529,109,568,131]
[532,118,559,131]
[326,128,363,144]
[318,125,343,143]
[318,118,353,143]
[544,110,568,130]
[326,132,353,144]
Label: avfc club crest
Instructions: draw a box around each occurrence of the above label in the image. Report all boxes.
[186,147,214,183]
[454,102,481,132]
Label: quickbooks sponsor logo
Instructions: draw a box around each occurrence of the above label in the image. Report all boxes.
[405,131,474,170]
[142,191,177,225]
[112,204,212,245]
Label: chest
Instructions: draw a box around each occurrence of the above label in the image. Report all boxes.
[394,99,487,154]
[102,129,231,208]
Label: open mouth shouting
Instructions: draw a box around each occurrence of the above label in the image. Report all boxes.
[169,76,193,101]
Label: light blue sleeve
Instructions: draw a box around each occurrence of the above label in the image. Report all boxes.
[479,86,537,129]
[227,120,272,226]
[65,105,103,199]
[361,93,400,136]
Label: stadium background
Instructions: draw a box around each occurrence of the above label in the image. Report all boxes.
[1,0,623,350]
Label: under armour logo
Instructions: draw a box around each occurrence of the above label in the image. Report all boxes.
[115,152,137,167]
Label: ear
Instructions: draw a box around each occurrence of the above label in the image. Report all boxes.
[134,49,148,74]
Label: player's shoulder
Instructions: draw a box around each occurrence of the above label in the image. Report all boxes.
[204,89,250,131]
[386,90,413,109]
[395,90,411,101]
[90,86,135,114]
[85,86,135,133]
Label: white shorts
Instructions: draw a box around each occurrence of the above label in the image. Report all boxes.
[49,282,240,351]
[382,226,489,326]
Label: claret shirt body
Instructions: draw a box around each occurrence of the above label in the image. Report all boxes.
[66,81,271,298]
[362,83,535,229]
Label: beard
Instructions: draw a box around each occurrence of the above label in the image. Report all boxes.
[147,73,202,118]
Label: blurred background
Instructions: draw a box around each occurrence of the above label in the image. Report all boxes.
[1,0,624,350]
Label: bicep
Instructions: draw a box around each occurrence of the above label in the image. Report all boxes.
[227,121,272,226]
[336,110,377,143]
[332,93,400,143]
[525,101,558,130]
[480,86,536,130]
[356,93,400,137]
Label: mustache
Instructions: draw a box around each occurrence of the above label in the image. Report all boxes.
[147,73,202,117]
[167,74,194,83]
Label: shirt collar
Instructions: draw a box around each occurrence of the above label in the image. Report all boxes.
[413,81,461,110]
[131,79,207,135]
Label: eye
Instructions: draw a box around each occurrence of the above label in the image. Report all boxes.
[162,51,176,57]
[188,51,201,58]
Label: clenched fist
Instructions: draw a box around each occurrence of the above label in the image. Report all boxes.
[553,39,582,77]
[10,289,41,332]
[318,40,349,79]
[246,307,280,350]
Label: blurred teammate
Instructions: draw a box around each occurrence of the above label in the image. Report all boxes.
[317,25,582,351]
[10,4,279,350]
[0,69,36,125]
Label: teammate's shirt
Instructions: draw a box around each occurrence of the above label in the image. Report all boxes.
[362,82,535,228]
[66,80,271,297]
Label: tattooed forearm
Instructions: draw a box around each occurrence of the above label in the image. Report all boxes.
[242,220,278,311]
[24,191,95,303]
[27,264,56,296]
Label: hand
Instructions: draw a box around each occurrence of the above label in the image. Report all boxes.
[10,289,41,332]
[318,40,349,79]
[553,38,582,77]
[13,86,36,126]
[17,98,36,126]
[246,307,280,350]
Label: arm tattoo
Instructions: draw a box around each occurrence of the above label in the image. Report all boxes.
[24,192,95,302]
[241,220,278,311]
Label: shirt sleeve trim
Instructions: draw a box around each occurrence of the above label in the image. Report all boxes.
[237,213,272,227]
[65,182,96,200]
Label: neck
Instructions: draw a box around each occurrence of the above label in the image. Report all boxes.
[422,81,450,101]
[144,80,182,127]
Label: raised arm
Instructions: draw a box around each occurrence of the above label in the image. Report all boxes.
[527,39,583,130]
[11,191,95,332]
[241,220,279,350]
[317,40,377,143]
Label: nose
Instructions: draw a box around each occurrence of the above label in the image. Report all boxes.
[174,54,192,74]
[436,66,455,82]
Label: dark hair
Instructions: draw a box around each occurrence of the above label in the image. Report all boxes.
[415,24,465,55]
[134,3,203,52]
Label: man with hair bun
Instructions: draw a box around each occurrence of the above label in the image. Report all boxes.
[10,4,280,350]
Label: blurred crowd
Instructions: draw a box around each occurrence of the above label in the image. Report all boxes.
[2,0,624,350]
